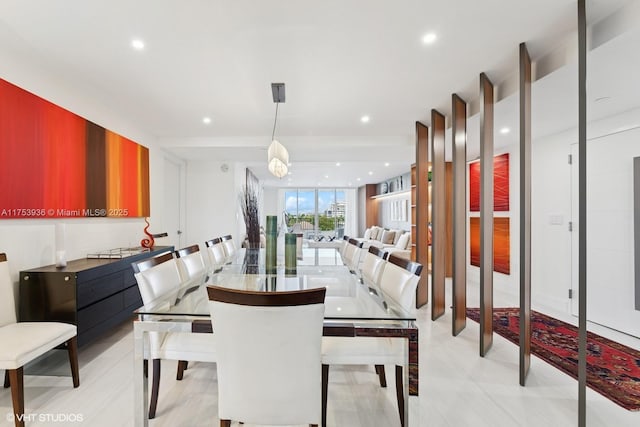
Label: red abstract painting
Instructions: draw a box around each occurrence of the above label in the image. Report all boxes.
[469,153,509,211]
[0,78,150,218]
[469,217,510,275]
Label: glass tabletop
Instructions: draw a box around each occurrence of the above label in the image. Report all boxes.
[222,246,344,271]
[135,264,416,322]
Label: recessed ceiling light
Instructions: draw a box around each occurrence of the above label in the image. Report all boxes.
[324,175,329,179]
[336,162,341,167]
[499,127,510,134]
[131,39,145,50]
[356,178,361,182]
[384,162,390,167]
[361,115,370,123]
[202,117,211,124]
[368,171,373,176]
[288,171,292,175]
[422,32,437,45]
[348,182,352,186]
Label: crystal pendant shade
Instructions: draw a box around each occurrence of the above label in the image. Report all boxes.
[267,139,289,178]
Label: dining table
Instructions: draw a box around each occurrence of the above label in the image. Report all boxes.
[133,246,419,426]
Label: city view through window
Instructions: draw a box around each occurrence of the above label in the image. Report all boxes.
[284,189,346,240]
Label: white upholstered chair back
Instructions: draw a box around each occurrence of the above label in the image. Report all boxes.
[175,244,207,281]
[378,254,423,311]
[133,252,182,305]
[0,254,17,326]
[208,286,326,426]
[220,235,236,258]
[360,246,387,286]
[205,238,227,266]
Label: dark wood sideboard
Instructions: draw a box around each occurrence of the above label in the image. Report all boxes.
[19,246,173,346]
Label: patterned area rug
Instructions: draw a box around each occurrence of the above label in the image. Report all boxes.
[466,307,640,411]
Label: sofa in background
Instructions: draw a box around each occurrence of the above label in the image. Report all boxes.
[353,226,412,260]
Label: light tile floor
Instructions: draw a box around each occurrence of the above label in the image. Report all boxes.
[1,279,639,426]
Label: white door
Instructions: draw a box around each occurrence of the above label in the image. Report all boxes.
[164,157,183,249]
[570,133,640,338]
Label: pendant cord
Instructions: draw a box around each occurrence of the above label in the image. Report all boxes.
[271,102,279,141]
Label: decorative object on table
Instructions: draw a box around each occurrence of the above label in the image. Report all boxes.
[55,223,67,268]
[285,233,297,274]
[267,82,289,178]
[239,184,261,249]
[140,217,155,248]
[466,307,640,411]
[265,215,277,274]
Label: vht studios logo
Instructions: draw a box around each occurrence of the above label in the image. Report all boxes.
[6,413,84,423]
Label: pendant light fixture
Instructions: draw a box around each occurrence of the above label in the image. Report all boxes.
[268,83,289,178]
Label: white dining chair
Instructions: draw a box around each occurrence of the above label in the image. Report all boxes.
[175,244,207,281]
[0,253,79,427]
[359,245,388,286]
[343,238,364,273]
[322,254,423,427]
[205,237,227,268]
[207,285,327,427]
[132,252,216,419]
[220,235,237,258]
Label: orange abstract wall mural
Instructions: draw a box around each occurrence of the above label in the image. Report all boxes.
[0,78,150,218]
[469,217,510,274]
[469,153,509,212]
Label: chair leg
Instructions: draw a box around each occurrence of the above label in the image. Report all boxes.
[395,365,405,427]
[220,420,231,427]
[66,336,80,388]
[322,364,329,427]
[375,364,387,387]
[176,360,188,380]
[4,370,9,388]
[8,367,25,427]
[149,359,161,419]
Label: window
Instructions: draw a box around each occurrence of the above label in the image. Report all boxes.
[284,188,349,240]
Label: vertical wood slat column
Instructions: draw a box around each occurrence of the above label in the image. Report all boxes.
[635,157,640,311]
[479,72,494,357]
[431,109,446,320]
[365,184,379,228]
[577,0,588,424]
[415,121,430,308]
[452,94,467,336]
[519,42,532,385]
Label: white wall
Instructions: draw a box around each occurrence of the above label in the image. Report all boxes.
[357,186,367,236]
[0,48,167,291]
[263,187,279,218]
[377,193,411,231]
[183,160,238,247]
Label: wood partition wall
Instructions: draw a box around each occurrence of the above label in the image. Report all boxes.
[415,121,430,308]
[431,110,446,320]
[479,72,495,357]
[365,184,378,228]
[452,94,468,336]
[519,42,532,385]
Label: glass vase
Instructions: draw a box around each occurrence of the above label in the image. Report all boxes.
[265,215,277,274]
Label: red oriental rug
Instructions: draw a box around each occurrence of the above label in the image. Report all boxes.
[466,307,640,411]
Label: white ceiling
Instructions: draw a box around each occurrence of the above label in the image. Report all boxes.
[0,0,635,187]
